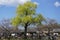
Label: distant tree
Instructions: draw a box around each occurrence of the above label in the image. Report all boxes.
[0,19,13,40]
[46,19,59,29]
[11,2,45,39]
[0,19,12,32]
[36,18,60,32]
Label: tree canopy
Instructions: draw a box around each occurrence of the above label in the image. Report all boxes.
[11,2,45,27]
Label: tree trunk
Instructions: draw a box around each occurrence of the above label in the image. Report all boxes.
[24,23,28,39]
[48,27,51,40]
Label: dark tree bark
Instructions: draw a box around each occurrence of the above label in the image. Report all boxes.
[24,22,28,39]
[48,27,51,40]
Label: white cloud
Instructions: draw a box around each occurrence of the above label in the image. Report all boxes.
[54,1,60,7]
[0,0,31,6]
[34,2,39,5]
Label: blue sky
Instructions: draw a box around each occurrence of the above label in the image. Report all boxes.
[0,0,60,23]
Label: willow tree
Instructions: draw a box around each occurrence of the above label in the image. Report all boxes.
[11,2,45,39]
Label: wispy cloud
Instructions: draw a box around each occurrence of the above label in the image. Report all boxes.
[0,0,31,6]
[54,1,60,7]
[34,2,39,5]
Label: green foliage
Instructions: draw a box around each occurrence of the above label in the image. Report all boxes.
[11,2,45,26]
[16,2,37,16]
[12,16,21,26]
